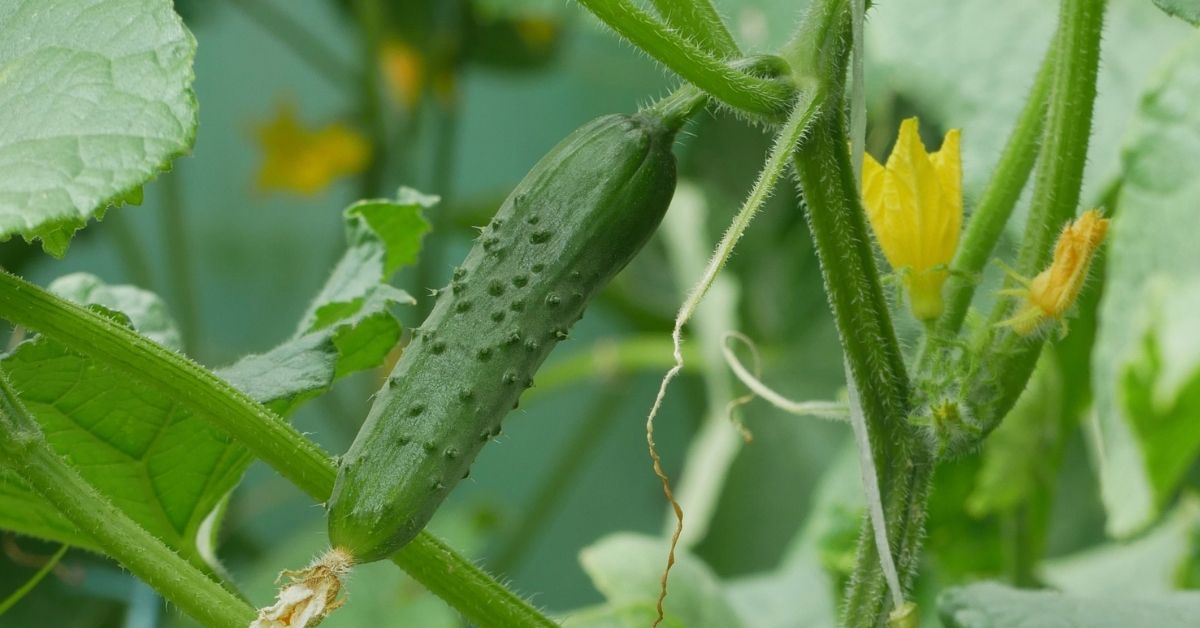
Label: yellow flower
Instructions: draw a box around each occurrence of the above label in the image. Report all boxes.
[999,209,1109,336]
[380,40,424,109]
[254,102,370,195]
[863,118,962,321]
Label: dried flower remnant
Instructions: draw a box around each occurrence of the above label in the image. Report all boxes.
[862,117,963,321]
[999,209,1110,336]
[252,549,353,628]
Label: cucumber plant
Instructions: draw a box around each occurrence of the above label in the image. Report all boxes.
[1,0,1198,627]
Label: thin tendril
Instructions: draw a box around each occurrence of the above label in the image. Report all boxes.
[644,92,819,627]
[720,332,848,420]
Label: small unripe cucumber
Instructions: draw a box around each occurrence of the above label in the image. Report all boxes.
[328,107,689,563]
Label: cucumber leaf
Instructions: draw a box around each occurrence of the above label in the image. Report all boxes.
[1092,34,1200,536]
[1043,498,1200,596]
[0,193,431,565]
[939,582,1200,628]
[867,0,1193,205]
[1153,0,1200,25]
[563,533,744,628]
[0,0,197,256]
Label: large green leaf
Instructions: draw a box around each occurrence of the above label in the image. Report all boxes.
[1092,34,1200,536]
[0,0,197,256]
[867,0,1193,205]
[563,533,744,628]
[939,582,1200,628]
[1043,498,1200,595]
[0,193,431,564]
[1153,0,1200,25]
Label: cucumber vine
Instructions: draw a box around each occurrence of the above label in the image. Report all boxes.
[0,0,1152,626]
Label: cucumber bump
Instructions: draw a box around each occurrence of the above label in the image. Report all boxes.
[328,96,702,563]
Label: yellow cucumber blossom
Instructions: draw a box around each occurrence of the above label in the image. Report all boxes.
[254,102,370,196]
[862,118,963,321]
[1000,209,1109,336]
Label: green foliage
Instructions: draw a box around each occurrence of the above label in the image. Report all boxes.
[939,582,1200,627]
[565,533,743,628]
[1093,33,1200,536]
[1153,0,1200,25]
[0,193,425,565]
[2,0,1200,625]
[0,0,197,256]
[868,0,1193,205]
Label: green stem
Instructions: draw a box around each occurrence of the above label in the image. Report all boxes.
[646,0,741,59]
[576,0,794,118]
[105,211,155,290]
[354,0,388,199]
[0,271,557,628]
[968,0,1107,435]
[794,109,931,627]
[159,169,200,354]
[491,383,626,573]
[224,0,360,90]
[787,2,934,623]
[0,544,68,615]
[0,371,255,628]
[927,40,1056,354]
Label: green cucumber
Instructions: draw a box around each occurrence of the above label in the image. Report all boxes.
[328,94,702,563]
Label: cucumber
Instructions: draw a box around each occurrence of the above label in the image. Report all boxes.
[328,97,700,563]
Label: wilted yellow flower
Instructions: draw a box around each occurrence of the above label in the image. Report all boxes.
[252,548,352,628]
[1000,209,1109,336]
[255,102,370,195]
[863,118,962,321]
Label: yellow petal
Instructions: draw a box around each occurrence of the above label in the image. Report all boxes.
[930,129,962,206]
[254,103,371,195]
[884,118,943,269]
[862,150,888,241]
[861,118,965,322]
[930,129,963,268]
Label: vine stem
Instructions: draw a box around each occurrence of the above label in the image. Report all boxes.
[784,1,937,623]
[967,0,1107,434]
[793,106,934,627]
[0,271,557,628]
[646,0,741,59]
[919,39,1056,369]
[576,0,794,118]
[160,168,200,354]
[0,370,256,628]
[0,544,68,614]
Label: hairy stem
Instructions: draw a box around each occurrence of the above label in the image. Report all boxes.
[794,107,932,627]
[924,39,1056,360]
[576,0,793,118]
[0,371,255,628]
[968,0,1107,434]
[159,168,200,354]
[647,0,741,59]
[0,271,557,628]
[787,2,935,622]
